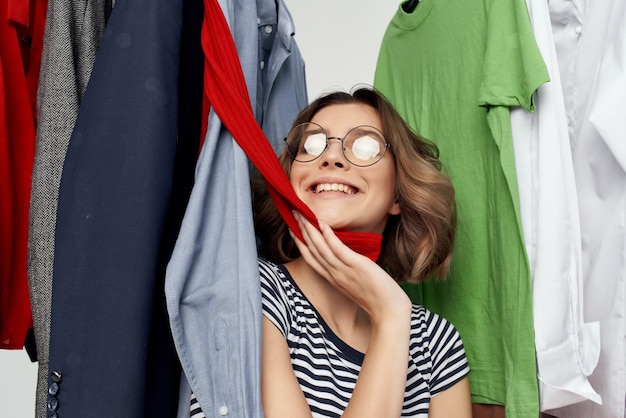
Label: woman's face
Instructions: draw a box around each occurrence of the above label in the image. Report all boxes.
[289,103,400,234]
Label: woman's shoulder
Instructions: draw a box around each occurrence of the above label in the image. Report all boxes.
[259,258,312,336]
[409,304,463,345]
[409,304,470,394]
[258,257,299,301]
[409,303,438,324]
[258,257,278,269]
[258,258,288,282]
[410,303,451,322]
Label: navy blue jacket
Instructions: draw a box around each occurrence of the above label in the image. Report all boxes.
[47,0,203,415]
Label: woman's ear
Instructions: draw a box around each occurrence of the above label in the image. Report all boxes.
[388,200,401,216]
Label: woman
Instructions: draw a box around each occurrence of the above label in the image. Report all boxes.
[254,87,472,417]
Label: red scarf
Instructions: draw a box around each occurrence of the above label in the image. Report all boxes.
[200,0,382,262]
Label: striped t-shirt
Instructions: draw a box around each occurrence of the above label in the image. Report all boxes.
[260,258,470,418]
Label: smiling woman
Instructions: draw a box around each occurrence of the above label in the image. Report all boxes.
[255,87,456,284]
[287,102,399,235]
[251,86,471,418]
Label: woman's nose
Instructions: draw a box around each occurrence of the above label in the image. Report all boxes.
[318,138,347,168]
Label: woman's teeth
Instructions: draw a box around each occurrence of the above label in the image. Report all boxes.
[314,183,355,194]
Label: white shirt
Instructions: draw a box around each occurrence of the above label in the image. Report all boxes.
[544,1,626,417]
[510,0,601,411]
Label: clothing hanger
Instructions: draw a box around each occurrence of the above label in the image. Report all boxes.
[402,0,419,13]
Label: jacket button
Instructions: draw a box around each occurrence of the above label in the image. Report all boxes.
[48,396,59,411]
[50,371,62,383]
[48,382,60,396]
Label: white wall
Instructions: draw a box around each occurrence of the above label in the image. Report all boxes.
[0,1,400,416]
[0,349,37,417]
[289,0,398,101]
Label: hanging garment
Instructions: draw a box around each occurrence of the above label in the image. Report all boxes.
[164,0,309,415]
[544,1,626,417]
[27,0,110,415]
[0,0,45,350]
[374,1,549,417]
[45,0,204,415]
[509,0,601,410]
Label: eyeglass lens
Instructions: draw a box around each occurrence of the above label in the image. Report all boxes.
[286,123,387,166]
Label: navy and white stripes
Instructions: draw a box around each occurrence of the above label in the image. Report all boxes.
[190,393,205,418]
[259,258,469,418]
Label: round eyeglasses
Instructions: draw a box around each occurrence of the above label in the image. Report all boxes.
[284,122,390,167]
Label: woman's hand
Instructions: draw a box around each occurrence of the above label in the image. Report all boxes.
[290,211,411,324]
[289,211,412,417]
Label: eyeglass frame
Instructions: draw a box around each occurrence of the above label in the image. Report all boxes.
[283,122,391,167]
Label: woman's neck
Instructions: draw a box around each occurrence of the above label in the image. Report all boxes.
[285,258,372,352]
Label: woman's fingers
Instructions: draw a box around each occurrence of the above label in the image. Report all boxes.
[291,212,407,319]
[291,212,411,322]
[318,221,362,267]
[292,212,344,282]
[289,228,327,274]
[292,212,366,287]
[296,213,353,269]
[293,214,324,261]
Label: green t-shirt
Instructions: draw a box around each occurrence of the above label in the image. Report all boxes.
[375,0,549,416]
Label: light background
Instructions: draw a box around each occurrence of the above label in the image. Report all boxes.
[0,1,400,415]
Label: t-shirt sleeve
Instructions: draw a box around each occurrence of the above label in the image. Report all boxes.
[425,310,470,395]
[259,258,290,337]
[478,0,549,110]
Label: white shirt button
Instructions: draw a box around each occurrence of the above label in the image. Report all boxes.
[575,25,582,35]
[260,61,265,69]
[219,405,229,416]
[256,18,261,24]
[264,25,273,34]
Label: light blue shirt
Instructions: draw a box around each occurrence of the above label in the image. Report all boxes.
[164,0,307,417]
